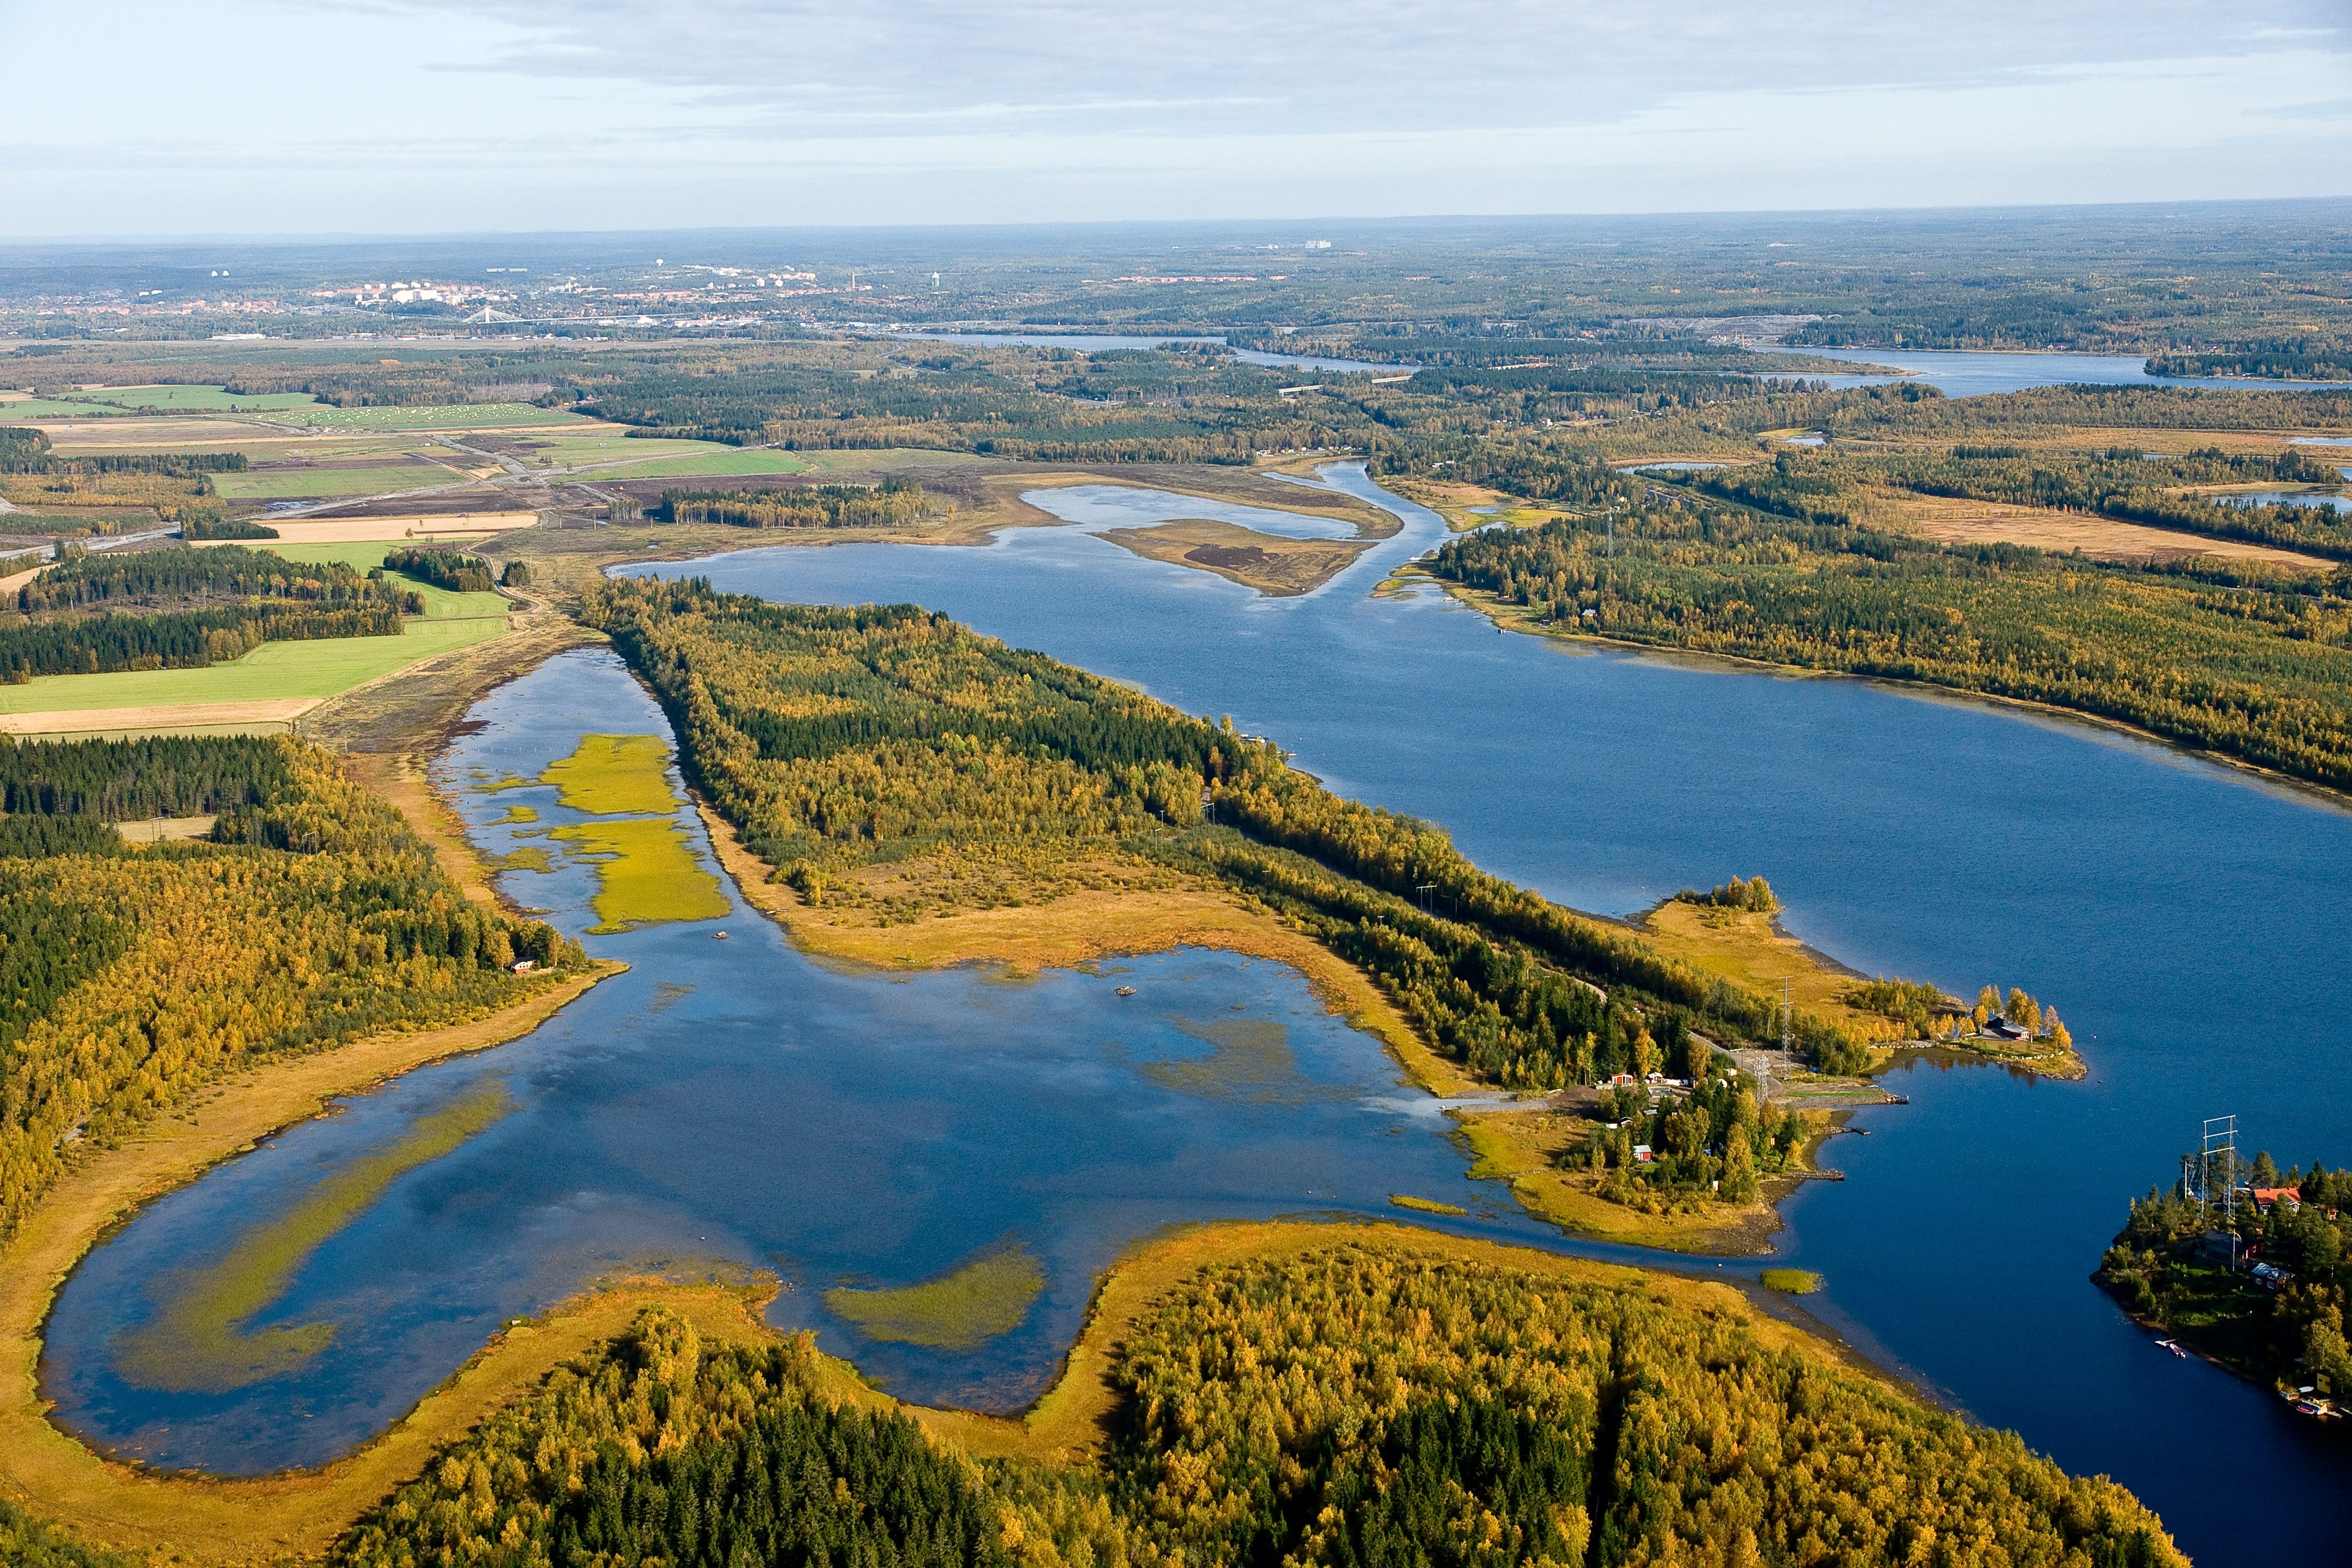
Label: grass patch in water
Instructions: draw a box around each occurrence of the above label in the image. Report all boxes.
[547,817,728,932]
[1761,1268,1823,1294]
[824,1245,1046,1351]
[497,846,555,874]
[541,733,681,816]
[1389,1194,1468,1217]
[114,1085,513,1393]
[1133,1015,1340,1104]
[494,804,539,824]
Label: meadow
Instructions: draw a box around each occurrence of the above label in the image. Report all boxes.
[274,402,588,432]
[51,385,324,414]
[0,616,506,717]
[252,541,515,617]
[211,463,473,500]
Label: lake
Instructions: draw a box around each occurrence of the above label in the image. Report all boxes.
[1773,346,2352,397]
[607,464,2351,1560]
[40,467,2350,1558]
[883,329,1415,374]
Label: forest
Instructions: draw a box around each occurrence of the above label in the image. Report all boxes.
[2,545,417,680]
[1423,491,2352,796]
[331,1238,2186,1568]
[1683,443,2352,559]
[0,735,583,1246]
[655,476,934,529]
[383,546,496,594]
[2097,1158,2352,1400]
[580,581,1891,1085]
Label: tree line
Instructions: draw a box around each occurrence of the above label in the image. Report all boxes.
[0,736,584,1248]
[324,1235,2184,1568]
[1424,496,2352,796]
[2097,1157,2351,1398]
[580,580,1882,1080]
[383,547,495,594]
[655,477,934,530]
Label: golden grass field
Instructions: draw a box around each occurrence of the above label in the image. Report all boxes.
[1097,516,1372,595]
[1883,490,2333,569]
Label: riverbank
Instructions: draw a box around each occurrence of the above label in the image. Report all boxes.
[901,1217,1915,1463]
[689,796,1484,1098]
[0,963,620,1561]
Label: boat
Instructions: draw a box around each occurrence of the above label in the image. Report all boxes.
[714,931,729,940]
[1114,986,1136,997]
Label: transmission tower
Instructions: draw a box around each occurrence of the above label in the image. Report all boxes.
[2183,1114,2240,1264]
[1781,977,1793,1054]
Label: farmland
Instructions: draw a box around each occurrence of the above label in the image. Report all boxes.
[0,616,507,723]
[213,462,477,499]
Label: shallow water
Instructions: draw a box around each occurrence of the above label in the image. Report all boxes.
[599,465,2350,1559]
[40,467,2352,1550]
[41,650,1566,1475]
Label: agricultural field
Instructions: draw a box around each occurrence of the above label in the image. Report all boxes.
[46,385,324,413]
[255,541,515,617]
[271,402,590,432]
[0,615,507,721]
[213,463,477,500]
[594,448,810,478]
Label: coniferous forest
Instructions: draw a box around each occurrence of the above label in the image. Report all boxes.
[334,1240,2186,1568]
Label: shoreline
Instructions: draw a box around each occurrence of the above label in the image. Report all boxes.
[687,794,1483,1098]
[1435,577,2352,818]
[0,964,620,1562]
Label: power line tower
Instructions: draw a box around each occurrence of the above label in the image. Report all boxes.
[2184,1114,2240,1263]
[1780,978,1793,1054]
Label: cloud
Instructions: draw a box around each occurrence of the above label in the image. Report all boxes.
[0,0,2346,232]
[399,0,2352,135]
[2248,96,2352,118]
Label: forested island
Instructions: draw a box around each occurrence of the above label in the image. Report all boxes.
[2097,1157,2351,1413]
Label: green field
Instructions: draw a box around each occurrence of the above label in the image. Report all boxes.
[0,617,506,716]
[0,399,132,420]
[213,464,464,499]
[594,449,812,478]
[254,542,513,618]
[514,434,723,465]
[274,403,590,432]
[56,385,324,413]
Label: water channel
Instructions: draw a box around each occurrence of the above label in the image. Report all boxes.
[40,465,2350,1558]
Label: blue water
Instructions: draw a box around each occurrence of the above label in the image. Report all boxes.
[40,466,2352,1555]
[41,649,1562,1476]
[1772,346,2352,396]
[601,465,2351,1558]
[885,330,1413,375]
[2222,490,2352,514]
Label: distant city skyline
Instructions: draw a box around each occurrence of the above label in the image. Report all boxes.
[1,0,2345,235]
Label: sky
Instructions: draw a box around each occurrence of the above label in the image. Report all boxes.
[1,0,2346,235]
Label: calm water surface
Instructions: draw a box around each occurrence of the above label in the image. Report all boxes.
[614,465,2350,1559]
[43,649,1566,1476]
[41,469,2349,1556]
[1773,345,2352,396]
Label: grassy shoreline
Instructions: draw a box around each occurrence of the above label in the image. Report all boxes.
[0,964,620,1561]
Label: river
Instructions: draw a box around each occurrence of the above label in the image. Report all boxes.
[40,469,2348,1556]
